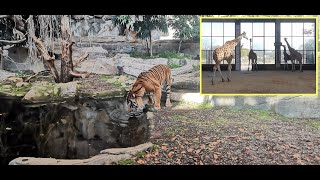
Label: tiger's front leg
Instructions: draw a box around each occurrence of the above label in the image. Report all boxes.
[136,97,145,111]
[147,92,154,105]
[154,88,162,110]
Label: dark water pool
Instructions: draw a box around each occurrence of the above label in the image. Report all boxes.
[0,97,149,165]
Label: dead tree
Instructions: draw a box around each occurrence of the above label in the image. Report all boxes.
[1,15,89,83]
[31,16,89,83]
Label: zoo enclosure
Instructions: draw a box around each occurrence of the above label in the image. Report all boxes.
[201,18,317,71]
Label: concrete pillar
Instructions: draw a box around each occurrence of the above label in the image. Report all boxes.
[235,20,241,71]
[275,20,281,69]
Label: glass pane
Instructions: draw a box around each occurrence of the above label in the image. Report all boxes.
[281,36,292,48]
[265,50,275,64]
[224,36,235,44]
[265,37,275,50]
[201,50,207,64]
[212,23,223,36]
[212,37,223,49]
[241,23,253,39]
[202,37,211,50]
[253,37,264,50]
[304,23,315,36]
[202,22,211,36]
[292,23,303,36]
[224,23,235,36]
[253,23,264,36]
[281,23,291,37]
[292,37,303,50]
[265,23,275,36]
[304,37,315,50]
[256,51,264,64]
[305,50,315,64]
[242,37,251,50]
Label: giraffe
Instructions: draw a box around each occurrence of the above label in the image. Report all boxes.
[281,45,291,71]
[283,38,303,72]
[248,38,258,71]
[211,32,248,85]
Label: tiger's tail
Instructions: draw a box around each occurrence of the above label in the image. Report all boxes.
[165,67,172,102]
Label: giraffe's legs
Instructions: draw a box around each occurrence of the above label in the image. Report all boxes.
[218,64,224,82]
[227,63,232,82]
[284,60,287,70]
[212,65,217,85]
[299,58,303,72]
[291,60,296,72]
[254,59,258,71]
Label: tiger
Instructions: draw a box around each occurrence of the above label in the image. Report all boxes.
[126,64,173,112]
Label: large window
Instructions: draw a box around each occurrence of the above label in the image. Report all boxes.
[241,22,275,65]
[281,22,315,64]
[201,22,235,64]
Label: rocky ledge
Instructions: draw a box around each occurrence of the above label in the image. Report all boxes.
[9,142,153,165]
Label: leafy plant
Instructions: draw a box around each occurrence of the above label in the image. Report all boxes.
[169,15,200,52]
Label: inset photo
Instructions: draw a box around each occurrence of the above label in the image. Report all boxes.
[200,16,318,95]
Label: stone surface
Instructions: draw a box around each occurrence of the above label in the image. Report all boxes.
[22,81,78,103]
[100,142,153,155]
[9,142,153,165]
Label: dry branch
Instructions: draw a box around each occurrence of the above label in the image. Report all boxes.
[74,52,89,67]
[31,35,55,61]
[0,38,26,44]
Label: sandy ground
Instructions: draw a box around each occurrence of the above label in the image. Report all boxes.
[201,70,316,94]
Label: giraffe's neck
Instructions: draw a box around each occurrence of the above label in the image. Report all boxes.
[283,46,287,53]
[250,39,252,50]
[284,39,293,51]
[231,35,243,47]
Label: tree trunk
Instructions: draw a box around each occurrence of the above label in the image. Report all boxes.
[178,39,182,53]
[59,16,88,83]
[32,16,88,83]
[60,16,74,83]
[149,30,153,57]
[145,39,149,55]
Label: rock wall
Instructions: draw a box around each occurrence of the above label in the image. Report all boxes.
[1,46,45,73]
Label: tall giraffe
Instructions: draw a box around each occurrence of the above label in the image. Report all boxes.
[281,45,291,71]
[211,32,248,85]
[283,38,303,72]
[248,38,258,71]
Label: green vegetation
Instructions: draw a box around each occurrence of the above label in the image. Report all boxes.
[135,151,148,158]
[158,51,192,59]
[168,62,181,69]
[116,159,135,165]
[113,15,168,57]
[169,15,200,52]
[176,101,213,109]
[197,102,213,109]
[130,50,192,60]
[112,81,123,87]
[192,64,200,72]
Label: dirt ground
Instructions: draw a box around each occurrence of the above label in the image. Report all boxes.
[116,102,320,165]
[201,70,316,94]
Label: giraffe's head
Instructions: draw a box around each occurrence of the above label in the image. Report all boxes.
[241,32,248,40]
[284,38,288,41]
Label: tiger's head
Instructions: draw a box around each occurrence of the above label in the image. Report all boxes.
[126,89,139,112]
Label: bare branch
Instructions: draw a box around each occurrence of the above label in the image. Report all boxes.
[31,35,55,61]
[74,52,89,67]
[0,15,10,19]
[0,38,26,44]
[69,70,90,78]
[24,72,40,82]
